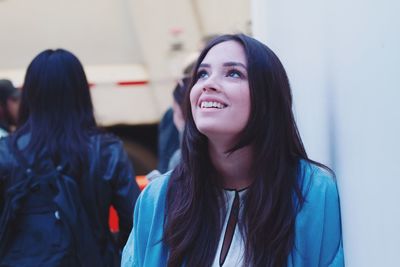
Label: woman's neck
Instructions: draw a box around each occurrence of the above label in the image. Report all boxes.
[208,141,254,190]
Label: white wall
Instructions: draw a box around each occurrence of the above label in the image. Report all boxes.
[252,0,400,266]
[0,0,142,69]
[193,0,251,36]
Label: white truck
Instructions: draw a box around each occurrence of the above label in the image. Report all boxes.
[0,0,250,174]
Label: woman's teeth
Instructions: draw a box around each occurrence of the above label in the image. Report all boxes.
[200,101,226,109]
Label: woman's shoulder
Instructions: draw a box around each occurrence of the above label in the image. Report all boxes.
[299,160,337,196]
[88,132,126,160]
[292,160,344,266]
[91,132,123,148]
[133,171,171,241]
[296,160,341,227]
[137,171,171,208]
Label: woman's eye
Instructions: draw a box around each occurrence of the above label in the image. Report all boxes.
[196,70,209,79]
[227,69,243,78]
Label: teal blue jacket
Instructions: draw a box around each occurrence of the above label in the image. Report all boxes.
[122,161,344,266]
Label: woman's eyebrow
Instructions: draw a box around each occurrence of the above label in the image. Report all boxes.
[198,63,211,68]
[223,62,247,69]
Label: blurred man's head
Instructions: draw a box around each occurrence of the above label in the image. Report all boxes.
[0,79,19,105]
[172,76,191,132]
[0,79,20,128]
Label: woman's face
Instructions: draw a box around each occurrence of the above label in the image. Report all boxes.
[190,40,250,141]
[7,97,20,124]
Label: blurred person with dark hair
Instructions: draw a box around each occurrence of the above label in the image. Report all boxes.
[0,79,20,137]
[0,49,140,266]
[157,62,194,173]
[167,76,191,170]
[157,108,179,173]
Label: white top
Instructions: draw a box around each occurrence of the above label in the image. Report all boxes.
[0,128,8,139]
[211,189,248,267]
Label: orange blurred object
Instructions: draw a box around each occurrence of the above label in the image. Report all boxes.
[109,175,149,233]
[136,175,149,191]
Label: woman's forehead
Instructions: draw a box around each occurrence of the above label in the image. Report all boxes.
[201,41,247,67]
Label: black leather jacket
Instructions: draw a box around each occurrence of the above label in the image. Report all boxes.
[0,133,140,266]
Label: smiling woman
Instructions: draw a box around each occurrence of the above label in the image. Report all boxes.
[122,34,344,267]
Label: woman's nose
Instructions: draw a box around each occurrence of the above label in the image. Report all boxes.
[202,76,220,92]
[202,86,217,92]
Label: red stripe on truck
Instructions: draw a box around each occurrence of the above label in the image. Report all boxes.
[117,80,149,86]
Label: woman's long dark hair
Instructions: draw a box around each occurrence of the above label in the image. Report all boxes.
[164,34,322,266]
[13,49,97,172]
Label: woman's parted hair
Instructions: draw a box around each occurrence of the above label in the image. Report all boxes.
[14,49,97,171]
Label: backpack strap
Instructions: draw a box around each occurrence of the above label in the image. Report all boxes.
[7,137,32,172]
[7,137,66,177]
[0,138,35,257]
